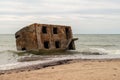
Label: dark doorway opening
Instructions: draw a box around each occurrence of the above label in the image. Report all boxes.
[65,28,69,39]
[42,26,47,33]
[53,28,58,34]
[44,41,49,49]
[55,41,60,48]
[68,41,74,50]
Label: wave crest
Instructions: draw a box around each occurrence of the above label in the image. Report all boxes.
[77,48,108,55]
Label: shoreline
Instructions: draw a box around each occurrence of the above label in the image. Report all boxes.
[1,58,120,80]
[1,58,120,75]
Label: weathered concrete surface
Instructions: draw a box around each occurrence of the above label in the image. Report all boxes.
[15,23,78,52]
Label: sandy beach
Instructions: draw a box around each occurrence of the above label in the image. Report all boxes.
[0,59,120,80]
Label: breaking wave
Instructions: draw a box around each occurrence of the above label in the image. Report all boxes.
[77,47,120,55]
[77,48,108,55]
[0,50,18,54]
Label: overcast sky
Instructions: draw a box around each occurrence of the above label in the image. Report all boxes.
[0,0,120,34]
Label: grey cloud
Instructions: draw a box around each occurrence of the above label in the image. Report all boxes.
[0,0,120,34]
[0,8,120,16]
[72,9,120,15]
[1,0,120,15]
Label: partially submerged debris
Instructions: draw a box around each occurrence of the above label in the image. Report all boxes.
[15,23,78,53]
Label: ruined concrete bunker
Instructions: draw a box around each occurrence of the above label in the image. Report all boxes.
[15,23,78,52]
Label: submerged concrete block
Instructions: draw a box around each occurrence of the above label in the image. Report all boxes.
[15,23,78,53]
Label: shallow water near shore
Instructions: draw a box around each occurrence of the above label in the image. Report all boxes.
[0,34,120,66]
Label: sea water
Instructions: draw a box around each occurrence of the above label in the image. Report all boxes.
[0,34,120,66]
[75,34,120,54]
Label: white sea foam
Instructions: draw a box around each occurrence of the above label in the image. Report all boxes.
[1,53,120,70]
[77,47,108,55]
[107,50,120,54]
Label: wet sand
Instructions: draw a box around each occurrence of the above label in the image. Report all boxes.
[0,59,120,80]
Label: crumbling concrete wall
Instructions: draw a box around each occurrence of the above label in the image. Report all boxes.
[15,23,76,52]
